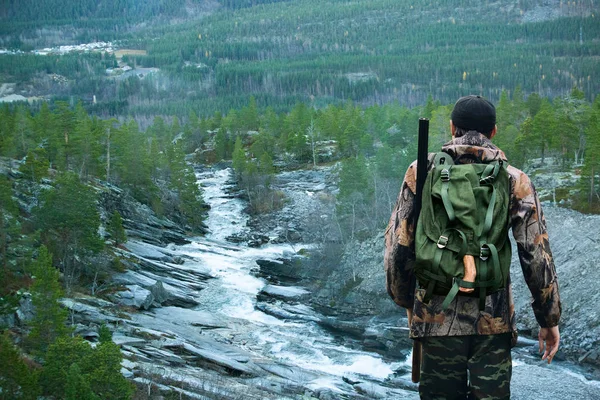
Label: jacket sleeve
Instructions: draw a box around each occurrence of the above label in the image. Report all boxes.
[509,168,561,328]
[384,161,418,310]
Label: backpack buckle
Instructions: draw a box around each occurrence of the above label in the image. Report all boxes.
[441,169,450,182]
[480,245,490,261]
[437,235,449,248]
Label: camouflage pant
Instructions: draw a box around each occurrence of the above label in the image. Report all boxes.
[419,333,512,400]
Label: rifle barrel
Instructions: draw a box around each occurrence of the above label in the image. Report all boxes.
[415,118,429,217]
[411,117,429,384]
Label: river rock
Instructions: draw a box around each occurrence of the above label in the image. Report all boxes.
[353,381,418,399]
[317,316,365,338]
[248,234,270,247]
[259,285,310,301]
[60,298,122,325]
[164,341,263,376]
[124,240,176,263]
[113,270,200,308]
[150,281,170,305]
[254,258,304,284]
[115,285,154,310]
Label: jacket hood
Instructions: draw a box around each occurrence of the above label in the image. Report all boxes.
[441,130,507,164]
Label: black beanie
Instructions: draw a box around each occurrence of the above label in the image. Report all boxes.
[450,95,496,134]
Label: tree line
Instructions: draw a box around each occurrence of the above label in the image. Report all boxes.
[195,89,599,244]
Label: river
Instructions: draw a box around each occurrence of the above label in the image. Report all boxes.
[109,167,600,399]
[173,168,415,398]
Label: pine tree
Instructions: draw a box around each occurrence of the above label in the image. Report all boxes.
[232,135,247,175]
[34,173,104,291]
[40,335,93,398]
[530,99,557,163]
[84,341,134,400]
[0,104,16,157]
[0,332,40,400]
[20,147,50,182]
[13,106,34,159]
[26,246,70,357]
[241,95,259,131]
[582,97,600,210]
[41,335,134,400]
[0,176,18,277]
[108,211,127,246]
[214,127,229,161]
[65,364,98,400]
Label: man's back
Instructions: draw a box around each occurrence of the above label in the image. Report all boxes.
[384,95,561,399]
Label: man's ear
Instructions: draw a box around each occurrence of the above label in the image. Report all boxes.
[490,125,497,139]
[450,120,456,138]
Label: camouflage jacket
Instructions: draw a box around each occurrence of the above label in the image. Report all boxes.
[384,131,561,342]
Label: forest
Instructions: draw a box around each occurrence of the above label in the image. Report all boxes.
[0,0,598,118]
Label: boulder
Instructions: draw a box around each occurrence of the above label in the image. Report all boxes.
[258,285,309,302]
[254,258,303,284]
[115,285,154,310]
[150,281,170,305]
[317,317,365,338]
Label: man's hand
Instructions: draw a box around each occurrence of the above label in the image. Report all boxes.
[538,325,560,364]
[407,309,413,327]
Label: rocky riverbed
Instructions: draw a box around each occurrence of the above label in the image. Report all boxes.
[8,164,599,399]
[233,165,600,398]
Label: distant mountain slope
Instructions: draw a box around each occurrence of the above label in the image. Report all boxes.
[126,0,600,110]
[0,0,292,22]
[0,0,598,116]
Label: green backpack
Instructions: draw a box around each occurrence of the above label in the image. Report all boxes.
[414,152,511,310]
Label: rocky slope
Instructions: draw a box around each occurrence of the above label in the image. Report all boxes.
[239,165,600,374]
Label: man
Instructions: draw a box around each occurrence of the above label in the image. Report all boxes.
[384,95,561,399]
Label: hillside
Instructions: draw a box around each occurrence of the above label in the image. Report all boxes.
[0,0,598,117]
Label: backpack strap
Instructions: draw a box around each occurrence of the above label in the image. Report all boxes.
[434,152,456,223]
[476,159,504,310]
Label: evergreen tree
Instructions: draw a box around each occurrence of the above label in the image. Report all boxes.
[241,95,259,131]
[108,211,127,246]
[20,147,50,182]
[530,99,557,163]
[84,340,134,400]
[40,335,93,398]
[35,173,104,291]
[429,105,452,151]
[336,156,374,240]
[0,176,18,276]
[26,246,70,357]
[54,101,76,171]
[0,105,16,157]
[423,94,438,119]
[65,364,99,400]
[13,106,34,159]
[232,135,247,175]
[167,142,205,229]
[214,127,229,161]
[0,332,40,400]
[582,97,600,210]
[41,334,134,400]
